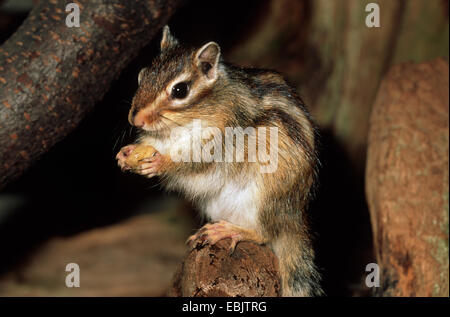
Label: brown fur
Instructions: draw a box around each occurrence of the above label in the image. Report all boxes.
[123,26,323,296]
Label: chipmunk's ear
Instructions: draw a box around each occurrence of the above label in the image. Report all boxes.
[195,42,221,81]
[160,25,178,51]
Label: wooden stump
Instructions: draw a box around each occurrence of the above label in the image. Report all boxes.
[167,239,281,297]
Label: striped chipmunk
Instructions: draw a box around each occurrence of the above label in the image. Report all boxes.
[116,26,323,296]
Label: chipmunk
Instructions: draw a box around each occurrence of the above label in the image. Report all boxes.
[116,26,323,297]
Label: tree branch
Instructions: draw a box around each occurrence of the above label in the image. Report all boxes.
[0,0,183,188]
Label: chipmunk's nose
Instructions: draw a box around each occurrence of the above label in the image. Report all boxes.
[133,114,145,128]
[128,107,145,128]
[130,108,153,129]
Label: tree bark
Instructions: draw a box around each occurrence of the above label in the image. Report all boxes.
[366,58,449,296]
[0,0,183,188]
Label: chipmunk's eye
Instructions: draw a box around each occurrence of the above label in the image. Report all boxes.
[171,82,189,99]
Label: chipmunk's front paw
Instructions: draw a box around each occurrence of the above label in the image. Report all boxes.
[116,144,162,178]
[135,152,164,178]
[116,144,137,171]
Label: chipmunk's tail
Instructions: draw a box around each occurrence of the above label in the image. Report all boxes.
[271,233,324,297]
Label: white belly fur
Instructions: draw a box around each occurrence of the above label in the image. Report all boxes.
[202,179,260,230]
[139,127,261,230]
[174,170,261,230]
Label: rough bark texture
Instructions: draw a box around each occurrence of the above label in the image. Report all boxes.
[366,58,449,296]
[167,239,281,297]
[0,0,183,188]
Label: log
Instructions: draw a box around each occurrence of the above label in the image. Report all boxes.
[0,0,183,189]
[366,58,449,296]
[167,239,281,297]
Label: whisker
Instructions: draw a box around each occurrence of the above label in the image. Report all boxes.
[119,129,127,148]
[121,98,133,105]
[111,119,129,152]
[160,114,182,127]
[112,133,121,152]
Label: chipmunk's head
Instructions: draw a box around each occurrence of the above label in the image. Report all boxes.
[129,26,223,132]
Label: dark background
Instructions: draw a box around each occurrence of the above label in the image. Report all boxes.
[0,0,447,296]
